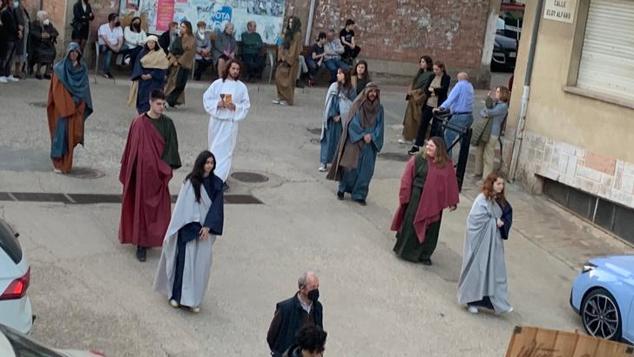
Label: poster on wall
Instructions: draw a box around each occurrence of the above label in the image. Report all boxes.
[121,0,285,44]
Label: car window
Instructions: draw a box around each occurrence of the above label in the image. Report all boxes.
[0,221,22,264]
[0,325,64,357]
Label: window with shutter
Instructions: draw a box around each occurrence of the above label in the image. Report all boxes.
[576,0,634,103]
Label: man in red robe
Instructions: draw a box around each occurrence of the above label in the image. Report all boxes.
[119,89,181,262]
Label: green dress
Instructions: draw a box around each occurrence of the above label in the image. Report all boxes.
[393,155,442,262]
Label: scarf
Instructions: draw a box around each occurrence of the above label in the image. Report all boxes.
[411,69,433,90]
[128,48,169,107]
[53,42,93,119]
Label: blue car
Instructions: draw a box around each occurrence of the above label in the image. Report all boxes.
[570,255,634,344]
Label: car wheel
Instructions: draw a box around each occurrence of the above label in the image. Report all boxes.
[581,288,622,341]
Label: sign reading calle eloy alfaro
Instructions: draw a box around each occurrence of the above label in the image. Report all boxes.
[544,0,577,23]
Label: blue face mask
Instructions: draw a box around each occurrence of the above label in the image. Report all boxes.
[13,1,20,8]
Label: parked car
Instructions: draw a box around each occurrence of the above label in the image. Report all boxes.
[0,220,32,334]
[570,255,634,344]
[491,34,517,72]
[0,323,105,356]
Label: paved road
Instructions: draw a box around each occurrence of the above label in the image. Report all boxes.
[0,77,628,356]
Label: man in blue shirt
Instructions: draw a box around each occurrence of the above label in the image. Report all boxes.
[435,72,474,154]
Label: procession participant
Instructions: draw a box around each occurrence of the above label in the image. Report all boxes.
[128,35,169,114]
[273,16,302,106]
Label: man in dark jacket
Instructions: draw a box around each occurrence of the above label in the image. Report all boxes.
[267,272,323,357]
[0,0,20,83]
[158,21,178,55]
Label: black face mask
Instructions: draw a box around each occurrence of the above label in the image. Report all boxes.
[307,289,319,303]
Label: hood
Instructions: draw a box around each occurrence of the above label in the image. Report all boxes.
[590,255,634,277]
[495,34,517,50]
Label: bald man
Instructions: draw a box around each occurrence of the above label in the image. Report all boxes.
[436,72,474,154]
[267,272,324,357]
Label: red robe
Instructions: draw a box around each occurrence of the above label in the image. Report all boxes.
[118,114,173,248]
[391,156,460,243]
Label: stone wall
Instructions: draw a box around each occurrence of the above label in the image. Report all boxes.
[517,131,634,209]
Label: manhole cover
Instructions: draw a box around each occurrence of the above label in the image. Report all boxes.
[231,171,269,183]
[29,101,48,108]
[66,167,106,179]
[307,128,321,135]
[379,153,410,162]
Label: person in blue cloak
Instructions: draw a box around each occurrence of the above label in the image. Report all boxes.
[128,35,169,114]
[326,82,384,206]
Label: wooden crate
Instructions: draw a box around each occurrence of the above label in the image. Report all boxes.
[506,326,634,357]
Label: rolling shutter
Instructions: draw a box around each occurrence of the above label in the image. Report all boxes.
[576,0,634,102]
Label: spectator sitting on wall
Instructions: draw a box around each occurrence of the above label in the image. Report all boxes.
[122,16,147,68]
[158,21,178,56]
[340,19,360,65]
[28,10,58,80]
[212,22,237,78]
[97,13,124,79]
[240,20,265,81]
[305,32,327,87]
[323,29,348,83]
[194,21,213,81]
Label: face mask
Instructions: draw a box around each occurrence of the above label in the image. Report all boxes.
[43,19,50,26]
[13,1,19,8]
[133,22,140,29]
[307,289,319,303]
[114,21,121,27]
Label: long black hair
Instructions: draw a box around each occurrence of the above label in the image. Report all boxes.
[283,16,301,49]
[185,150,216,203]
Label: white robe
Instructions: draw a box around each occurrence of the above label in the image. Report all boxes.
[153,180,216,308]
[203,78,251,182]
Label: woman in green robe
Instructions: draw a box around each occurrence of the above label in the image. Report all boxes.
[391,137,460,265]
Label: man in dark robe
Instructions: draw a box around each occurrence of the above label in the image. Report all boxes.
[119,89,181,262]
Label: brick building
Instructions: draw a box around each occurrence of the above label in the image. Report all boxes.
[29,0,501,86]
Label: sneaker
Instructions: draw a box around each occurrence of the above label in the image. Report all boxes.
[272,99,281,104]
[497,306,514,315]
[169,299,179,308]
[0,76,8,83]
[468,306,479,314]
[191,306,200,313]
[397,138,409,144]
[318,164,327,172]
[7,75,19,82]
[407,146,419,155]
[279,100,289,106]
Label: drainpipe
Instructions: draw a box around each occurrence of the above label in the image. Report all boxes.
[509,0,545,181]
[304,0,316,46]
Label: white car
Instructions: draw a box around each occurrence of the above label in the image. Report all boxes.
[0,220,32,334]
[0,323,105,357]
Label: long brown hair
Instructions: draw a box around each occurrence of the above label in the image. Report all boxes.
[482,172,507,206]
[423,137,450,167]
[222,59,241,81]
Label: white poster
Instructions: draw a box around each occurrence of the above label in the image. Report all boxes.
[122,0,285,44]
[544,0,577,24]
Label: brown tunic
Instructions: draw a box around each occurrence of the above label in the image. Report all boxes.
[275,31,302,105]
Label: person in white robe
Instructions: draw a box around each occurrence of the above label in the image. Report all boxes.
[203,59,250,191]
[154,150,224,312]
[457,172,513,315]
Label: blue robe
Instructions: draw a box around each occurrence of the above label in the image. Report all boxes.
[131,49,167,114]
[320,94,342,164]
[338,108,384,200]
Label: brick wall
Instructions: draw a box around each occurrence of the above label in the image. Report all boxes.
[517,131,634,209]
[286,0,492,75]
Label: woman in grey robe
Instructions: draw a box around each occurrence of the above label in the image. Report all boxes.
[154,150,224,312]
[457,172,513,314]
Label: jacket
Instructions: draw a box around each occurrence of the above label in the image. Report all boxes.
[267,294,323,356]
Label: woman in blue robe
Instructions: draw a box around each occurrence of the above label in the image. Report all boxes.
[319,68,356,172]
[128,35,169,114]
[154,150,224,313]
[327,83,384,205]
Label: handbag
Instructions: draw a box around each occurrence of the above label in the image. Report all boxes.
[470,111,493,146]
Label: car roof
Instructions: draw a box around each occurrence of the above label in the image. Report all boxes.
[0,331,17,357]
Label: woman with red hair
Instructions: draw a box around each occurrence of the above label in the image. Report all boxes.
[457,172,513,315]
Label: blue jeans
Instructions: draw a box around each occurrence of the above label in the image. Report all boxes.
[99,45,118,74]
[324,59,349,83]
[444,113,473,154]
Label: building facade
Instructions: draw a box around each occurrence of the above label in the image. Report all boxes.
[506,0,634,242]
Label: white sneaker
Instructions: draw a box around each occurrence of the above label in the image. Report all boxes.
[190,306,200,313]
[169,299,179,308]
[0,76,8,83]
[7,75,19,82]
[467,306,479,314]
[397,138,409,144]
[318,164,327,172]
[272,99,281,104]
[279,100,288,106]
